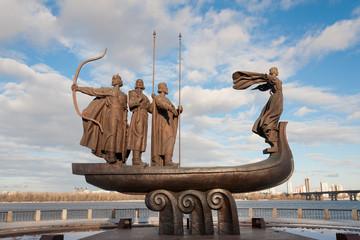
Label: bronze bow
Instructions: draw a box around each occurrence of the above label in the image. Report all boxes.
[72,48,107,133]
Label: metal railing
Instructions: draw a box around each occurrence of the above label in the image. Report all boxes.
[277,208,298,218]
[1,207,359,223]
[40,210,62,221]
[302,209,324,219]
[329,209,355,220]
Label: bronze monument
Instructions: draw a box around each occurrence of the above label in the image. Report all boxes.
[71,38,293,236]
[127,79,152,166]
[72,74,128,164]
[151,82,183,167]
[232,67,283,153]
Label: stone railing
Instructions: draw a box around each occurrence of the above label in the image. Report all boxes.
[1,207,359,223]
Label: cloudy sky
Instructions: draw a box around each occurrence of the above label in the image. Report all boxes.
[1,0,359,193]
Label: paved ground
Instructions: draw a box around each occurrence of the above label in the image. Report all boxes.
[1,217,359,239]
[80,226,316,240]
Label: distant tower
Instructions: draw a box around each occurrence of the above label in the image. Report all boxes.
[320,180,329,192]
[305,177,310,193]
[320,180,329,198]
[287,180,293,194]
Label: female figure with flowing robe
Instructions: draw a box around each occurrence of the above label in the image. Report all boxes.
[233,67,283,153]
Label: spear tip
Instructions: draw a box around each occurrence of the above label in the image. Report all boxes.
[153,30,156,36]
[179,33,182,38]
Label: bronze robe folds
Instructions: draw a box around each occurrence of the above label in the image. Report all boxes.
[79,87,128,162]
[232,71,283,143]
[127,90,151,152]
[151,95,179,166]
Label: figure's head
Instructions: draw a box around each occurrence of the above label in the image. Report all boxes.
[135,79,145,90]
[112,74,123,86]
[269,67,278,76]
[157,82,168,94]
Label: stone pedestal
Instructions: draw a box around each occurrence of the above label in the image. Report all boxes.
[145,188,239,235]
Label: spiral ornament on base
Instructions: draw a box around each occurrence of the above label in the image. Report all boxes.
[178,190,214,235]
[207,189,240,235]
[145,189,184,235]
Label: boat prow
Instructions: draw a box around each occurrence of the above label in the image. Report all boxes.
[72,122,293,193]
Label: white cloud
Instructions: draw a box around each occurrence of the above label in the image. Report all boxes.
[0,0,360,192]
[183,9,253,84]
[0,0,68,47]
[307,18,360,53]
[272,36,287,46]
[235,0,272,12]
[352,6,360,16]
[284,82,360,115]
[0,57,80,147]
[325,172,339,178]
[179,131,264,167]
[280,0,307,10]
[180,85,257,117]
[57,0,196,72]
[288,121,360,145]
[294,106,317,117]
[348,111,360,120]
[307,153,360,169]
[0,136,99,192]
[281,16,360,69]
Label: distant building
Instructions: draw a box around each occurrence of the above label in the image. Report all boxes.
[320,180,329,198]
[269,187,276,195]
[92,190,110,194]
[300,185,306,193]
[320,180,329,192]
[287,180,293,194]
[305,177,310,193]
[74,187,89,193]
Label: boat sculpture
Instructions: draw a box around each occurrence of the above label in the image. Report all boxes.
[72,121,292,236]
[72,121,293,193]
[71,48,294,236]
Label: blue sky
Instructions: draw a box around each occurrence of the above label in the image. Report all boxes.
[0,0,359,193]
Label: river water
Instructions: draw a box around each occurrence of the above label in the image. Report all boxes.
[0,200,359,211]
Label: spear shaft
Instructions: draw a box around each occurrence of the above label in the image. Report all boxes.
[151,31,156,165]
[153,31,156,95]
[178,33,182,167]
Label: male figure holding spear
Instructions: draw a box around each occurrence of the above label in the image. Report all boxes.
[127,79,152,166]
[151,82,183,167]
[150,31,183,167]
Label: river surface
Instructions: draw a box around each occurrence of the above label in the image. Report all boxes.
[0,200,359,211]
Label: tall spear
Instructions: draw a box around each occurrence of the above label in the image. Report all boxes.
[178,33,182,167]
[152,30,156,95]
[151,30,156,166]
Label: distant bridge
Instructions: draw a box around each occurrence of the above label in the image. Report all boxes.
[292,190,360,201]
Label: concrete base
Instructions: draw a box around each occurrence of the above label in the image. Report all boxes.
[80,226,315,240]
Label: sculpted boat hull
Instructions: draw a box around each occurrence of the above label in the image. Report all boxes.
[72,122,293,194]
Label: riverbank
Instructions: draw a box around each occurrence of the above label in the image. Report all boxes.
[0,191,308,203]
[0,192,146,203]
